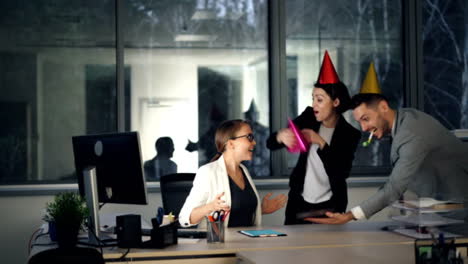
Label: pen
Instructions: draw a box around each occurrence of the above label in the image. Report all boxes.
[168,212,175,223]
[156,207,164,225]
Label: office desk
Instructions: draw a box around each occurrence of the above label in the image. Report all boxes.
[237,235,468,264]
[103,221,413,263]
[237,243,414,264]
[31,222,414,264]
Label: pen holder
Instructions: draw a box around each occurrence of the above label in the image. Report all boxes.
[206,218,224,243]
[142,221,178,248]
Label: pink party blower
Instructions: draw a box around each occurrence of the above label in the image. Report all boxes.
[287,118,309,153]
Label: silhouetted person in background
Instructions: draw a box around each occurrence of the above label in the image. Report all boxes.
[186,105,226,166]
[243,100,271,177]
[144,137,177,181]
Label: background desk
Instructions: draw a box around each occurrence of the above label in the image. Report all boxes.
[102,222,414,263]
[237,243,414,264]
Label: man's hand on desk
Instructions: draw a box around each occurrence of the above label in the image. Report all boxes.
[304,211,354,224]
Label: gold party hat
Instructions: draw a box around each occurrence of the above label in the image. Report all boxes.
[359,62,382,94]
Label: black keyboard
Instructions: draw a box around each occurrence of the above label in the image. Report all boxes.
[141,228,206,238]
[141,228,152,236]
[177,229,207,238]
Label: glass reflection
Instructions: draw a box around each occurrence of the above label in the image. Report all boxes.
[124,0,270,178]
[285,0,403,171]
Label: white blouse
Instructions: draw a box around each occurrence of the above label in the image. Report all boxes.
[302,125,335,204]
[178,155,262,228]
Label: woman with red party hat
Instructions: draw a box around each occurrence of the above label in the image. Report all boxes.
[267,51,361,225]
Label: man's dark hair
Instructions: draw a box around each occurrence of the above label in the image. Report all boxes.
[155,137,174,154]
[314,82,351,114]
[350,93,389,109]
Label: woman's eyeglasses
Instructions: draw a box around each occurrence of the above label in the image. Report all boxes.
[230,133,255,142]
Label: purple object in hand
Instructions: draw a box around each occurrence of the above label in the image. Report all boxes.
[287,118,309,153]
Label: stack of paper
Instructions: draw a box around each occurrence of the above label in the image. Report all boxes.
[391,213,464,227]
[452,129,468,139]
[393,228,461,239]
[392,198,464,213]
[403,198,463,209]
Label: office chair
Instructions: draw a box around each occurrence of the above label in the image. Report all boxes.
[28,247,104,264]
[159,173,196,220]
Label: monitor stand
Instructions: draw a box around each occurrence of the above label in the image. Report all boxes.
[83,166,101,245]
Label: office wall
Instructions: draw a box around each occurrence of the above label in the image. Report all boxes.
[0,186,390,264]
[27,48,268,182]
[130,61,199,174]
[40,60,86,181]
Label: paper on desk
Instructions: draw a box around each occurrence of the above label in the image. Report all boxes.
[178,238,201,244]
[404,197,456,208]
[397,198,464,212]
[41,223,48,233]
[452,129,468,138]
[391,214,464,227]
[393,228,461,239]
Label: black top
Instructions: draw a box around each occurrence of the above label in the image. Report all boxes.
[228,169,258,227]
[267,107,361,224]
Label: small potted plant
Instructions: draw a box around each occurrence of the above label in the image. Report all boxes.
[44,192,89,248]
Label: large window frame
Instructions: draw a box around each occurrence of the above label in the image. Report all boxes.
[0,0,435,189]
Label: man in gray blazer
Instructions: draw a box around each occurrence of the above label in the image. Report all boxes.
[307,93,468,224]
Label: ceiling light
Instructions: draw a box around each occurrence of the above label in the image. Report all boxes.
[174,34,217,42]
[191,9,243,20]
[191,10,216,20]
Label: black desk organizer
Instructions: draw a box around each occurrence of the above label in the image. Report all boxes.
[141,220,178,248]
[415,237,468,264]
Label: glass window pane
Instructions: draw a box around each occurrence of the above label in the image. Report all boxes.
[0,1,115,183]
[285,0,403,174]
[124,0,270,180]
[422,0,468,130]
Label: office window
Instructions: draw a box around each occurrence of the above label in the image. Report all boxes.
[0,1,116,183]
[0,0,413,185]
[124,0,270,180]
[285,0,403,174]
[422,0,468,129]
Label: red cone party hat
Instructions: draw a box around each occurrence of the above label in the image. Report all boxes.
[316,50,340,84]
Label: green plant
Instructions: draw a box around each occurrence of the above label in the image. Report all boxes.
[45,192,89,229]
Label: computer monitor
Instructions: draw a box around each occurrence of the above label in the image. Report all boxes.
[72,131,148,244]
[72,131,148,205]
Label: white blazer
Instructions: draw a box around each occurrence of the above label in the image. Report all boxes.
[179,155,262,228]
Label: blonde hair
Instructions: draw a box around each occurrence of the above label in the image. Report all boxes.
[210,119,250,162]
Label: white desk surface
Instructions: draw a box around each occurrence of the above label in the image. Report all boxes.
[30,221,414,263]
[102,221,414,262]
[237,243,415,264]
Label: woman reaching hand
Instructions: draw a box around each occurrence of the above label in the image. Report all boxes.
[267,51,360,225]
[179,119,287,228]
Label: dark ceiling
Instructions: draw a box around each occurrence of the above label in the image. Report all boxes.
[0,0,400,49]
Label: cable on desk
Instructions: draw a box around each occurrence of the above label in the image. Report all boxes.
[77,241,118,247]
[28,228,43,254]
[84,222,119,253]
[118,248,131,261]
[35,233,50,239]
[30,242,57,247]
[85,223,105,254]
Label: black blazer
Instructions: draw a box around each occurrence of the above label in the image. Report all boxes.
[267,107,361,213]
